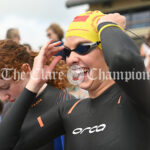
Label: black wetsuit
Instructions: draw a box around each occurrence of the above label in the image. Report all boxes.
[0,84,75,150]
[0,22,150,150]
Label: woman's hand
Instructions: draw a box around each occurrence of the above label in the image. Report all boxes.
[97,13,126,29]
[26,40,64,93]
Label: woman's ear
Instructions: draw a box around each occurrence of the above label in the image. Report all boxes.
[21,63,31,73]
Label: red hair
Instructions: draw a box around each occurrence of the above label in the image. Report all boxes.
[0,40,71,89]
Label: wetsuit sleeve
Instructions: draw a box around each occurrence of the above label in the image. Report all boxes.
[98,22,150,116]
[0,88,36,150]
[13,104,65,150]
[13,89,76,150]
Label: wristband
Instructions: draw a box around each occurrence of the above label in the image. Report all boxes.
[98,24,124,45]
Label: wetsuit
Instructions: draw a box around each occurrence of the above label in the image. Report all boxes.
[0,84,75,150]
[0,22,150,150]
[0,101,3,122]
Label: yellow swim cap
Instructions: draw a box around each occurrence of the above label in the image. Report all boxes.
[65,10,104,49]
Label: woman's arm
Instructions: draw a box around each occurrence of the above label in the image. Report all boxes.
[13,103,65,150]
[98,14,150,116]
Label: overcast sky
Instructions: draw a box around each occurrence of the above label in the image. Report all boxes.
[0,0,89,50]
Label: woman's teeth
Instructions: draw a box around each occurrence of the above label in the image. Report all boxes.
[72,67,90,80]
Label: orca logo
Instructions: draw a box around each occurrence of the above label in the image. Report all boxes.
[72,124,106,135]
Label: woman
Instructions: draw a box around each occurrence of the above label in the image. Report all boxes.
[0,11,150,150]
[46,23,64,42]
[0,40,75,150]
[6,28,20,44]
[46,23,65,60]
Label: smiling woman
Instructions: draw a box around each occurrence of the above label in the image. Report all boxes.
[0,11,150,150]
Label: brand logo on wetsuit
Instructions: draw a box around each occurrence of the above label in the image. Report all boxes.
[72,124,106,135]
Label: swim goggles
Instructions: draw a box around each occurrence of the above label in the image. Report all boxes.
[63,41,101,57]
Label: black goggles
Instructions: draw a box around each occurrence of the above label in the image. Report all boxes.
[63,41,101,57]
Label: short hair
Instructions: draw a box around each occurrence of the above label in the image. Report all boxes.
[6,28,20,40]
[47,23,64,40]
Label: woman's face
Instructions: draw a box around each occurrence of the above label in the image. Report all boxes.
[0,64,31,103]
[47,29,59,42]
[0,79,28,103]
[65,36,108,92]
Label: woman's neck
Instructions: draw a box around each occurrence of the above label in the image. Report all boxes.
[89,79,115,99]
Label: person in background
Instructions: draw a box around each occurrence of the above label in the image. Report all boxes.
[23,43,33,53]
[6,28,21,44]
[47,23,64,42]
[46,23,65,60]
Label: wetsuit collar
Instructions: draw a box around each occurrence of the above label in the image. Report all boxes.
[90,83,118,101]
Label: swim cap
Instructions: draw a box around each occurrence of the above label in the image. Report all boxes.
[65,10,104,49]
